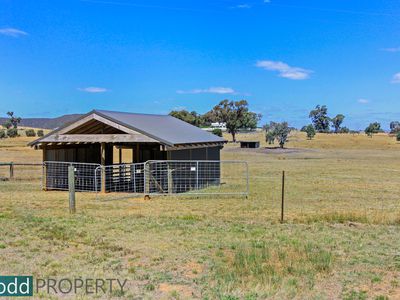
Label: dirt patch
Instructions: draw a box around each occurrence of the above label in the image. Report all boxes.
[224,146,313,155]
[182,261,204,279]
[158,283,196,298]
[357,271,400,299]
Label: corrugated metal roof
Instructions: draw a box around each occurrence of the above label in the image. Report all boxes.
[94,109,225,145]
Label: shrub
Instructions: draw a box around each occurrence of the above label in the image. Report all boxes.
[397,132,400,142]
[305,124,316,140]
[340,127,350,133]
[0,129,5,139]
[25,129,36,137]
[37,130,44,137]
[212,128,223,137]
[6,128,18,138]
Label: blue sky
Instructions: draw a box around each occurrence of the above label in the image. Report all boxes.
[0,0,399,129]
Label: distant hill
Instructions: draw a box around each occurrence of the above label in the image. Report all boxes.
[0,114,83,130]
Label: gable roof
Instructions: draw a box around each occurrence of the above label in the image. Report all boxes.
[29,109,225,147]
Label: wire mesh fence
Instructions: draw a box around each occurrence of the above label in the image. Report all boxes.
[43,161,101,192]
[94,163,146,194]
[94,160,249,200]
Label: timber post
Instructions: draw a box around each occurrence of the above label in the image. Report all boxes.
[68,165,76,213]
[9,162,14,180]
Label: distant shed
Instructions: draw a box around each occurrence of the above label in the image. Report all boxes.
[240,141,260,148]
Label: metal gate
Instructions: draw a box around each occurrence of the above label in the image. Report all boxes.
[43,161,101,192]
[95,160,249,199]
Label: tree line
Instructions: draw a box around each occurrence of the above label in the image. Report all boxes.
[171,101,400,147]
[1,112,44,138]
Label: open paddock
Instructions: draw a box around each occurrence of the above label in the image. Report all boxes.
[0,131,399,299]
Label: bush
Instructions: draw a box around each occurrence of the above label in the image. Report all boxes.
[25,129,36,137]
[0,129,5,139]
[305,124,316,140]
[6,128,18,138]
[397,132,400,142]
[340,127,350,134]
[37,130,44,137]
[212,128,223,137]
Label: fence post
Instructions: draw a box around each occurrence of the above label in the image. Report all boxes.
[9,162,14,180]
[281,170,285,223]
[68,165,76,214]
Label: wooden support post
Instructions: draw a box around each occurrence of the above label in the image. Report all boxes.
[136,144,140,162]
[281,170,285,223]
[119,148,122,164]
[68,165,76,214]
[101,142,106,193]
[9,162,14,180]
[42,145,47,190]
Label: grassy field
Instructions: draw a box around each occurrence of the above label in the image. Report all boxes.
[0,131,399,299]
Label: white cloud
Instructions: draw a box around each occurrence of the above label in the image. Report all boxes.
[256,60,313,80]
[78,87,109,93]
[391,73,400,83]
[176,87,236,94]
[358,98,369,104]
[0,28,28,37]
[381,47,400,52]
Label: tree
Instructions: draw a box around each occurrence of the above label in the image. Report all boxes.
[309,105,330,133]
[169,110,201,126]
[211,100,261,142]
[265,121,291,148]
[365,122,381,137]
[0,129,5,139]
[397,132,400,142]
[390,121,400,134]
[5,112,21,129]
[340,126,350,134]
[211,128,222,137]
[304,124,316,140]
[264,122,277,145]
[274,122,291,148]
[37,130,44,137]
[331,114,345,133]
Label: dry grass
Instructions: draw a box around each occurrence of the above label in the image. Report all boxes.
[0,132,399,299]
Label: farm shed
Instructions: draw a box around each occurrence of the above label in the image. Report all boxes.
[29,109,226,192]
[240,141,260,148]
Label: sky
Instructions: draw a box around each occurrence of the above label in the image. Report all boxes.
[0,0,400,130]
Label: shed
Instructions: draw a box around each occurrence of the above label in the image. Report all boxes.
[29,109,226,192]
[240,141,260,148]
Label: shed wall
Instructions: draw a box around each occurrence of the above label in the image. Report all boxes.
[168,146,221,161]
